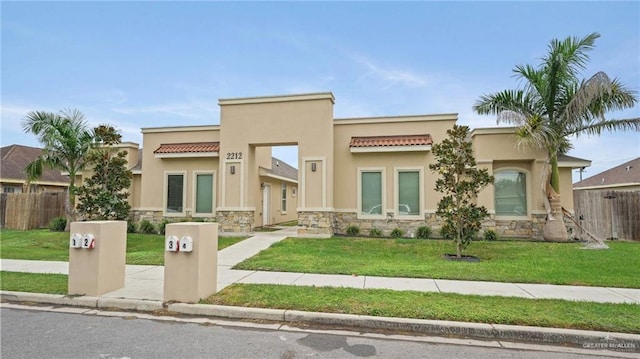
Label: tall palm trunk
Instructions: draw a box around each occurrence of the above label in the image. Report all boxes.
[542,155,569,241]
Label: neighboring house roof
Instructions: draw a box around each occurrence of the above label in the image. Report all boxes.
[153,142,220,154]
[350,134,433,148]
[0,144,69,185]
[573,157,640,190]
[259,157,298,183]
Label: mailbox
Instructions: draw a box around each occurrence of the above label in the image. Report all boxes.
[81,234,96,249]
[165,235,179,252]
[70,233,83,248]
[180,236,193,252]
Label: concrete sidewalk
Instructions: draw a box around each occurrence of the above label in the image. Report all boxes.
[1,226,639,304]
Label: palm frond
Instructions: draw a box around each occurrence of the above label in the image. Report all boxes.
[513,114,557,152]
[569,117,640,137]
[562,71,612,124]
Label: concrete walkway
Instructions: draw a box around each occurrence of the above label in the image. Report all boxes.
[1,226,639,304]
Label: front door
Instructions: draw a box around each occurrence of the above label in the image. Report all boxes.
[262,184,271,226]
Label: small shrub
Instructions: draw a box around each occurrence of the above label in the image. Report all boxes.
[127,220,137,234]
[49,216,67,232]
[158,219,170,235]
[138,219,156,234]
[346,225,360,236]
[369,228,382,237]
[484,229,498,241]
[390,228,404,238]
[416,226,432,239]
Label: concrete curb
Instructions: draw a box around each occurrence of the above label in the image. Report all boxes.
[168,303,286,321]
[3,291,639,350]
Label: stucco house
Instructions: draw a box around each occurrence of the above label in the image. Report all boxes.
[112,92,589,239]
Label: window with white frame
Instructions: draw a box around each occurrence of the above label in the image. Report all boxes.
[494,170,528,216]
[397,170,420,216]
[195,173,214,214]
[166,174,185,213]
[281,183,287,212]
[360,171,383,215]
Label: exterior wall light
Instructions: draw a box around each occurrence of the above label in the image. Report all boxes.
[311,163,317,172]
[230,165,235,175]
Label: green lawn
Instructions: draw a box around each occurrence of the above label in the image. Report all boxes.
[0,229,245,265]
[1,271,68,294]
[2,271,637,334]
[234,237,640,288]
[204,284,640,334]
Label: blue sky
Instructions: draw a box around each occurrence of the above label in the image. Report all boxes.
[2,1,638,182]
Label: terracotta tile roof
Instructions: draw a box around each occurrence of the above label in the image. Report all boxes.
[350,134,433,148]
[0,144,68,184]
[574,157,640,189]
[153,142,220,154]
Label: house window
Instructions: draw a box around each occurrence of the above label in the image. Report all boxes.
[281,183,287,212]
[195,173,214,214]
[494,170,528,216]
[3,187,16,193]
[361,171,382,215]
[397,170,420,216]
[166,174,185,213]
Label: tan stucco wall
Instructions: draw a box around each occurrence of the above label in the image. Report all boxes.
[219,93,334,213]
[130,174,142,208]
[258,178,297,226]
[140,126,220,216]
[472,129,579,215]
[559,167,575,212]
[333,115,456,214]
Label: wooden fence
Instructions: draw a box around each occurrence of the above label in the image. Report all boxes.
[574,190,640,241]
[1,192,66,230]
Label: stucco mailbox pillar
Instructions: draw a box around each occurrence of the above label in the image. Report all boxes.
[68,221,127,296]
[164,222,218,303]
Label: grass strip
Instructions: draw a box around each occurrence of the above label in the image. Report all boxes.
[0,229,245,265]
[234,237,640,288]
[204,283,640,334]
[1,271,68,294]
[2,272,637,334]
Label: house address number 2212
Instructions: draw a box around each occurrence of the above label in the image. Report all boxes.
[226,152,243,160]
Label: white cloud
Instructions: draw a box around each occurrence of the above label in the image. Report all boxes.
[350,54,430,89]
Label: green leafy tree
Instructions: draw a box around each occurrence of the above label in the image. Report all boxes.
[473,33,639,240]
[22,109,94,230]
[75,125,132,220]
[430,125,494,258]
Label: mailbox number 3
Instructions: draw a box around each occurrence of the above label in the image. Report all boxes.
[168,240,174,249]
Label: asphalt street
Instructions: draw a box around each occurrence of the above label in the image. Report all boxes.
[0,306,621,359]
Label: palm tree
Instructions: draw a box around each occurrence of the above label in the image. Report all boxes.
[22,109,95,230]
[473,33,639,241]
